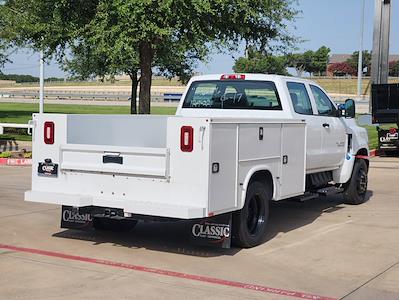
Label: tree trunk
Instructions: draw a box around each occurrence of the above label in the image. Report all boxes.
[139,41,153,114]
[129,72,139,114]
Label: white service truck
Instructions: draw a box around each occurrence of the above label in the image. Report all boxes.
[25,74,369,248]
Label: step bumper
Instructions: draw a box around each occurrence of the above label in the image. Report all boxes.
[24,190,207,219]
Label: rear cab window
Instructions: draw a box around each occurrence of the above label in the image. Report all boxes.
[287,82,313,115]
[182,80,282,110]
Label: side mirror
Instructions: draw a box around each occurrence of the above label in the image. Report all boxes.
[344,99,356,118]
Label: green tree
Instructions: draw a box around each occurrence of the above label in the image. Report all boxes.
[0,0,98,54]
[0,7,10,72]
[285,51,313,77]
[1,0,298,114]
[233,49,289,75]
[65,40,199,114]
[346,50,372,75]
[312,46,330,76]
[83,0,298,113]
[65,41,141,114]
[302,50,316,76]
[0,45,9,73]
[286,53,306,77]
[286,46,330,77]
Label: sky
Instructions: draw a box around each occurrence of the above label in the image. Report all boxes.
[2,0,399,78]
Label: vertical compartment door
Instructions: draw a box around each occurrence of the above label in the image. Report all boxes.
[208,124,238,214]
[279,123,306,198]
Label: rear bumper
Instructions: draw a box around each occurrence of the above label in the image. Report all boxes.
[25,190,206,219]
[379,144,399,150]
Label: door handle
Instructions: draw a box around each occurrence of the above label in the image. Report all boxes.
[322,123,330,128]
[103,154,123,164]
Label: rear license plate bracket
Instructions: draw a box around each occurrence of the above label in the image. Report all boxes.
[38,161,58,177]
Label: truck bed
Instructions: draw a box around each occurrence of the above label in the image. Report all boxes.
[26,114,306,219]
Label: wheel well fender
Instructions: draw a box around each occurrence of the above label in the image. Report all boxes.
[240,167,275,210]
[356,148,369,168]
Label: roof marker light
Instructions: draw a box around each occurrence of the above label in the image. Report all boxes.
[220,74,246,80]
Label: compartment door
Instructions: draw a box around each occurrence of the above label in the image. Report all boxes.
[208,124,238,214]
[279,124,306,198]
[60,144,169,178]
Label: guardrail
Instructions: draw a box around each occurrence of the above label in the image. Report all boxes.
[0,90,186,102]
[163,93,182,102]
[0,123,33,135]
[0,90,174,102]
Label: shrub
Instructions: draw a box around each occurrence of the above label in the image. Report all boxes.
[0,151,12,158]
[328,62,357,76]
[389,61,399,77]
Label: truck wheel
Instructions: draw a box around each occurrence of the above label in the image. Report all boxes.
[233,181,271,248]
[93,217,138,232]
[343,159,368,205]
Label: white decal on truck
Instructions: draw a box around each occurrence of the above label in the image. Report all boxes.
[192,222,230,239]
[62,210,92,223]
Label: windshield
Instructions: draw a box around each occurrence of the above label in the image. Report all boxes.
[182,80,282,110]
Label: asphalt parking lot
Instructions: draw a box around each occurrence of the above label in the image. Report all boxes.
[0,157,399,300]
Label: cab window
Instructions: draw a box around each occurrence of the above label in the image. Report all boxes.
[310,85,337,116]
[182,80,282,110]
[287,82,313,115]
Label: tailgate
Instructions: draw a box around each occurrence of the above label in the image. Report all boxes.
[31,113,171,179]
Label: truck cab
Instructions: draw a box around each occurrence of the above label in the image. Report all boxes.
[177,74,368,176]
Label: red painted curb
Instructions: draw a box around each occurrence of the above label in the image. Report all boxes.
[0,243,337,300]
[0,158,32,166]
[369,149,377,157]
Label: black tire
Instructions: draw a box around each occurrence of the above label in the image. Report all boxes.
[93,217,138,232]
[343,159,368,205]
[233,181,271,248]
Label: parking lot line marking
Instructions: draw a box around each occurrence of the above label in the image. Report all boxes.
[0,243,336,300]
[340,259,399,299]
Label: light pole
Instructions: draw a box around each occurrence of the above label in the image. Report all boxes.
[357,0,366,99]
[371,0,392,113]
[39,50,44,114]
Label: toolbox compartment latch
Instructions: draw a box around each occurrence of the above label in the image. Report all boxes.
[103,153,123,165]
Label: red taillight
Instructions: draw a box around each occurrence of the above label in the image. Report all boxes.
[180,126,194,152]
[220,74,245,80]
[44,121,55,144]
[389,127,397,134]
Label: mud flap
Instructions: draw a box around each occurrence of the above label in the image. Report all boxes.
[189,213,232,249]
[61,206,93,230]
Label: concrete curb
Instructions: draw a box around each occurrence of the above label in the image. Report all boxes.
[370,149,377,158]
[0,158,32,166]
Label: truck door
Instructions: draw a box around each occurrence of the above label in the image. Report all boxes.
[309,85,347,169]
[286,82,323,172]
